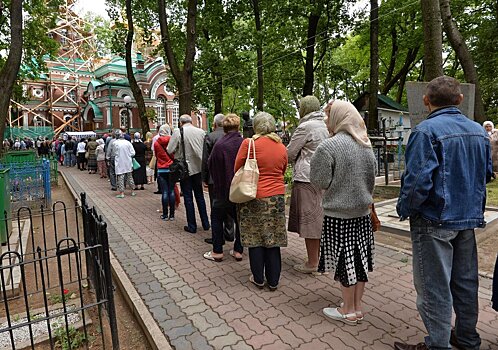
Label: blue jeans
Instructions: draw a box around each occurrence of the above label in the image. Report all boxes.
[180,173,209,232]
[158,172,175,218]
[410,216,481,350]
[64,152,75,167]
[109,157,116,189]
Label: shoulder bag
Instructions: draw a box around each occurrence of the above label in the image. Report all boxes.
[370,203,381,232]
[132,157,141,170]
[229,138,259,203]
[168,128,190,183]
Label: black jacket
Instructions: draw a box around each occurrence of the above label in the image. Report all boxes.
[201,128,225,184]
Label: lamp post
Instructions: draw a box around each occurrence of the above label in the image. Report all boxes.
[123,95,132,135]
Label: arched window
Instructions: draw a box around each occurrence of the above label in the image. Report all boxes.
[120,109,132,129]
[156,97,166,127]
[171,99,179,129]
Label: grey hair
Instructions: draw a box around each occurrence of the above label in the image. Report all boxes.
[253,112,276,135]
[179,114,192,124]
[213,113,225,127]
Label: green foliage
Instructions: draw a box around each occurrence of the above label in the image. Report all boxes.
[54,326,88,350]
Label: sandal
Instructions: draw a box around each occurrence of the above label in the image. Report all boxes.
[340,302,364,322]
[229,249,243,262]
[249,275,264,289]
[293,263,317,274]
[323,307,357,325]
[203,251,223,262]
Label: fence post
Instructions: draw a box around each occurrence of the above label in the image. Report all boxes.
[99,220,120,349]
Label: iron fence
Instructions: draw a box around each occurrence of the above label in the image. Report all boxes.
[0,193,119,349]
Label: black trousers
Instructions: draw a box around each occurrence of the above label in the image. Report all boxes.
[248,247,281,287]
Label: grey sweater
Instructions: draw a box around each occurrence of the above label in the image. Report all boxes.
[310,132,376,219]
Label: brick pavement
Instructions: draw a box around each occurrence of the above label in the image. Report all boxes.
[61,168,498,350]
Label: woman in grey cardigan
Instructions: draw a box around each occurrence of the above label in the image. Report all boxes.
[310,100,376,325]
[287,96,329,274]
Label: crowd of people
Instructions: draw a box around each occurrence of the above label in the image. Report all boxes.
[4,76,497,349]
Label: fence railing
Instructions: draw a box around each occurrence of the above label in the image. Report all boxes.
[0,193,119,349]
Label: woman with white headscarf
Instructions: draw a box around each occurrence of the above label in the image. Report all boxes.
[310,100,376,325]
[154,124,176,221]
[132,132,147,190]
[114,129,136,198]
[234,112,288,291]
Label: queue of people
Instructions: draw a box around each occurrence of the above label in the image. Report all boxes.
[51,75,496,350]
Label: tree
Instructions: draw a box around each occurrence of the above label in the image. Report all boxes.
[0,0,22,148]
[124,0,149,134]
[420,0,443,80]
[368,0,379,131]
[439,0,486,122]
[158,0,198,116]
[251,0,264,111]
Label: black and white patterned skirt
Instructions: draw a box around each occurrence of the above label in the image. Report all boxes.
[318,215,374,287]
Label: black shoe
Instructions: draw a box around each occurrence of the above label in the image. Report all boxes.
[203,225,211,231]
[111,188,117,191]
[184,226,196,234]
[450,330,466,350]
[153,191,161,194]
[204,238,213,244]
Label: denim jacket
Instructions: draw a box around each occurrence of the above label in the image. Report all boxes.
[396,107,493,230]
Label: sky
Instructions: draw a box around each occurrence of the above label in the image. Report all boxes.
[74,0,109,19]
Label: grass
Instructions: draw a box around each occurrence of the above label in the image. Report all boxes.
[487,179,498,207]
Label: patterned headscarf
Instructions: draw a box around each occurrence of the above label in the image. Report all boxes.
[252,112,281,143]
[327,100,372,148]
[159,124,171,136]
[133,132,142,143]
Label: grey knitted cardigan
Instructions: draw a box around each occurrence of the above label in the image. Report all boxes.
[310,132,376,219]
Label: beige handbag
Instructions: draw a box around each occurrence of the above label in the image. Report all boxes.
[149,155,157,169]
[229,138,259,203]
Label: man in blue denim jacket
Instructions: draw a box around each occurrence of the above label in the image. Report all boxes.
[394,76,493,350]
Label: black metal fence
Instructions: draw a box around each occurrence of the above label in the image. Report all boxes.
[0,193,119,349]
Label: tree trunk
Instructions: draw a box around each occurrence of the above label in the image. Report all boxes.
[251,0,264,111]
[158,0,197,117]
[439,0,486,122]
[125,0,149,134]
[0,0,23,149]
[368,0,379,131]
[213,69,222,114]
[420,0,443,81]
[303,12,320,97]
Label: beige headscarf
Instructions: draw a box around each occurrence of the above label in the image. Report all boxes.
[252,112,282,143]
[327,100,371,148]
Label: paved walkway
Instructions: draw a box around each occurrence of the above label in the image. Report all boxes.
[61,168,498,350]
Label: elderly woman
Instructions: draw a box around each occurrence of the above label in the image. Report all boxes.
[203,114,244,262]
[144,131,154,184]
[310,100,376,325]
[483,121,498,176]
[132,132,147,190]
[287,96,329,274]
[154,124,176,220]
[86,137,98,174]
[235,112,288,291]
[96,138,107,178]
[114,129,136,198]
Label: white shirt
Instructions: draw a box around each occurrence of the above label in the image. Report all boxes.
[114,139,136,175]
[77,142,86,153]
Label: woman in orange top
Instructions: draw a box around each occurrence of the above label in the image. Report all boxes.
[234,112,288,291]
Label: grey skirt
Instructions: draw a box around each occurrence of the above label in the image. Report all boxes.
[238,195,288,248]
[287,182,324,239]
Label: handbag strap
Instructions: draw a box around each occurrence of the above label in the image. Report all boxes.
[246,138,256,160]
[180,127,187,159]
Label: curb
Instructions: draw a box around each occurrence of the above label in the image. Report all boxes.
[59,170,172,350]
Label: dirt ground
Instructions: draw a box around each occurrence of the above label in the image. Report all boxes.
[1,181,151,350]
[374,185,498,275]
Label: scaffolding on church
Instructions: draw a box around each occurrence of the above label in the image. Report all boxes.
[9,0,96,138]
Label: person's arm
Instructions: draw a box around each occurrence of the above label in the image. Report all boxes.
[201,134,210,183]
[310,143,334,190]
[396,129,439,219]
[166,129,180,155]
[234,139,249,172]
[286,125,307,164]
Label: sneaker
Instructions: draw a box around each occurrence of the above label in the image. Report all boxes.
[323,307,357,325]
[160,215,169,221]
[169,216,175,221]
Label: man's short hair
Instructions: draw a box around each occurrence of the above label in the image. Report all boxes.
[426,76,462,107]
[213,113,225,128]
[241,111,250,121]
[179,114,192,124]
[223,114,240,133]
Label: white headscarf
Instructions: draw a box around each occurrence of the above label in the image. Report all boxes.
[327,100,372,148]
